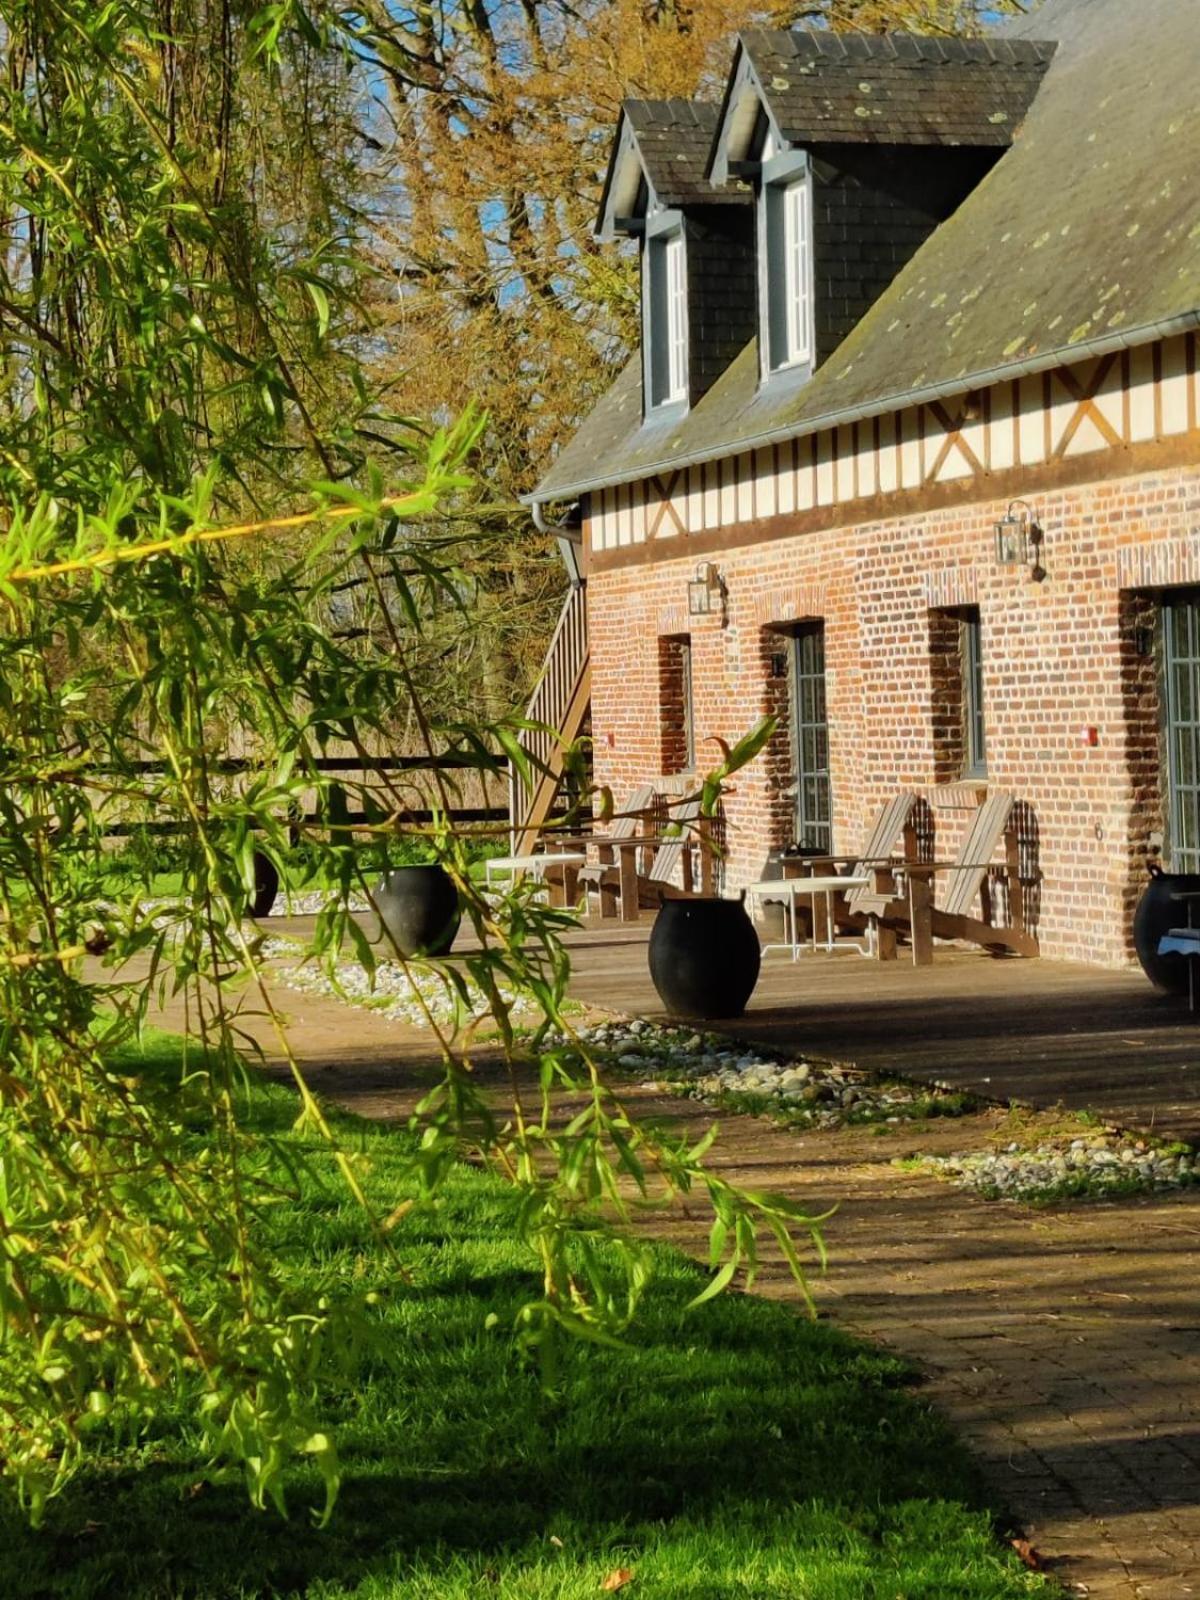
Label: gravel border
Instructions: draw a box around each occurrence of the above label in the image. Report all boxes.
[261,936,541,1028]
[545,1017,976,1130]
[913,1135,1198,1202]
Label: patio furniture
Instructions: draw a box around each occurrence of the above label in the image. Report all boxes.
[640,796,711,902]
[745,872,872,959]
[574,784,657,917]
[1156,890,1200,1012]
[485,849,588,906]
[747,791,922,959]
[572,788,718,917]
[876,791,1038,961]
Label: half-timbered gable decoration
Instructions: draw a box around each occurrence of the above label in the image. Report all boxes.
[521,0,1200,968]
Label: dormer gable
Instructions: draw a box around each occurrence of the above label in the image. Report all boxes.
[596,100,756,423]
[710,30,1057,178]
[707,29,1057,385]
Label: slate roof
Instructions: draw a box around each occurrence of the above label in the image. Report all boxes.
[612,99,748,211]
[532,0,1200,506]
[732,29,1056,148]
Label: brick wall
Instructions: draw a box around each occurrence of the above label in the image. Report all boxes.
[657,633,693,775]
[585,457,1200,967]
[929,607,970,783]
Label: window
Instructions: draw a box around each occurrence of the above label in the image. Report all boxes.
[963,610,987,778]
[1164,594,1200,870]
[930,606,987,781]
[659,634,695,774]
[790,623,831,852]
[760,144,813,380]
[779,179,812,366]
[664,234,687,403]
[645,219,688,411]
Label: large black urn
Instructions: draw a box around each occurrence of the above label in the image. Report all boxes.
[250,850,280,919]
[648,895,761,1019]
[1133,863,1200,993]
[372,864,461,957]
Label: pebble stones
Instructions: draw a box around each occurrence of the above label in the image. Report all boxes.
[260,936,538,1029]
[918,1135,1197,1202]
[544,1018,966,1129]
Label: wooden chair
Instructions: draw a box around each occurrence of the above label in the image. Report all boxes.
[771,791,921,956]
[639,795,707,904]
[573,786,720,917]
[574,784,657,917]
[875,791,1038,961]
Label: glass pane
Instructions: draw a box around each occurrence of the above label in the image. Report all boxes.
[1178,729,1196,789]
[1179,782,1196,855]
[1174,604,1192,660]
[1165,598,1200,870]
[1174,663,1194,725]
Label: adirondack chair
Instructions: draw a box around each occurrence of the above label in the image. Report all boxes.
[833,791,926,956]
[875,791,1038,961]
[752,792,921,957]
[574,783,657,917]
[639,795,708,905]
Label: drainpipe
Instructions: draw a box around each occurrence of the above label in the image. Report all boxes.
[531,498,584,588]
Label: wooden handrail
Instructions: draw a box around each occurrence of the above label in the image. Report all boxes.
[508,584,590,854]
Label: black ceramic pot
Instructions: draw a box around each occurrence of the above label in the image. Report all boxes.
[648,895,761,1019]
[250,850,280,919]
[1133,863,1200,993]
[373,864,461,957]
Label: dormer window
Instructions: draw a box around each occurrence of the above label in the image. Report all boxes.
[759,132,813,381]
[597,98,755,421]
[645,213,689,412]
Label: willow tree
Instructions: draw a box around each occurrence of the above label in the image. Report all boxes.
[0,0,822,1523]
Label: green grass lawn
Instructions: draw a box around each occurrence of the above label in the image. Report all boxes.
[0,1040,1048,1600]
[96,834,507,904]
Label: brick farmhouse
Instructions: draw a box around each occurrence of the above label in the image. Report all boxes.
[525,0,1200,968]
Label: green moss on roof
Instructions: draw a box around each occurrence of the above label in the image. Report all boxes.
[534,0,1200,504]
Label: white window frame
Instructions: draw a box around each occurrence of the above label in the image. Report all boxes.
[643,212,691,422]
[643,208,689,414]
[663,233,688,404]
[759,145,814,382]
[780,178,812,367]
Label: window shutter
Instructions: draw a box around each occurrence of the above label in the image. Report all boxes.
[784,180,811,365]
[665,234,687,402]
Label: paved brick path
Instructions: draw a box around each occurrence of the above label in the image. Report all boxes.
[153,966,1200,1598]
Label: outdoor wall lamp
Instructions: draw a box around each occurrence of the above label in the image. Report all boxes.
[993,500,1045,578]
[687,560,727,622]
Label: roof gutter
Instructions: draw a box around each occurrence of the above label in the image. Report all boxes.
[521,309,1200,509]
[531,497,584,587]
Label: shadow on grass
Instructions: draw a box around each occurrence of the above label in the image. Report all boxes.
[0,1045,1042,1599]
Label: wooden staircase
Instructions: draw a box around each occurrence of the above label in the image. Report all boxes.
[509,584,590,855]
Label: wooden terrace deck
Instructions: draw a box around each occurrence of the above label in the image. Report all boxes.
[269,908,1200,1141]
[556,921,1200,1141]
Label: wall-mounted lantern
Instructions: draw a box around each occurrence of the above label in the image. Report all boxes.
[687,560,727,622]
[993,500,1045,578]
